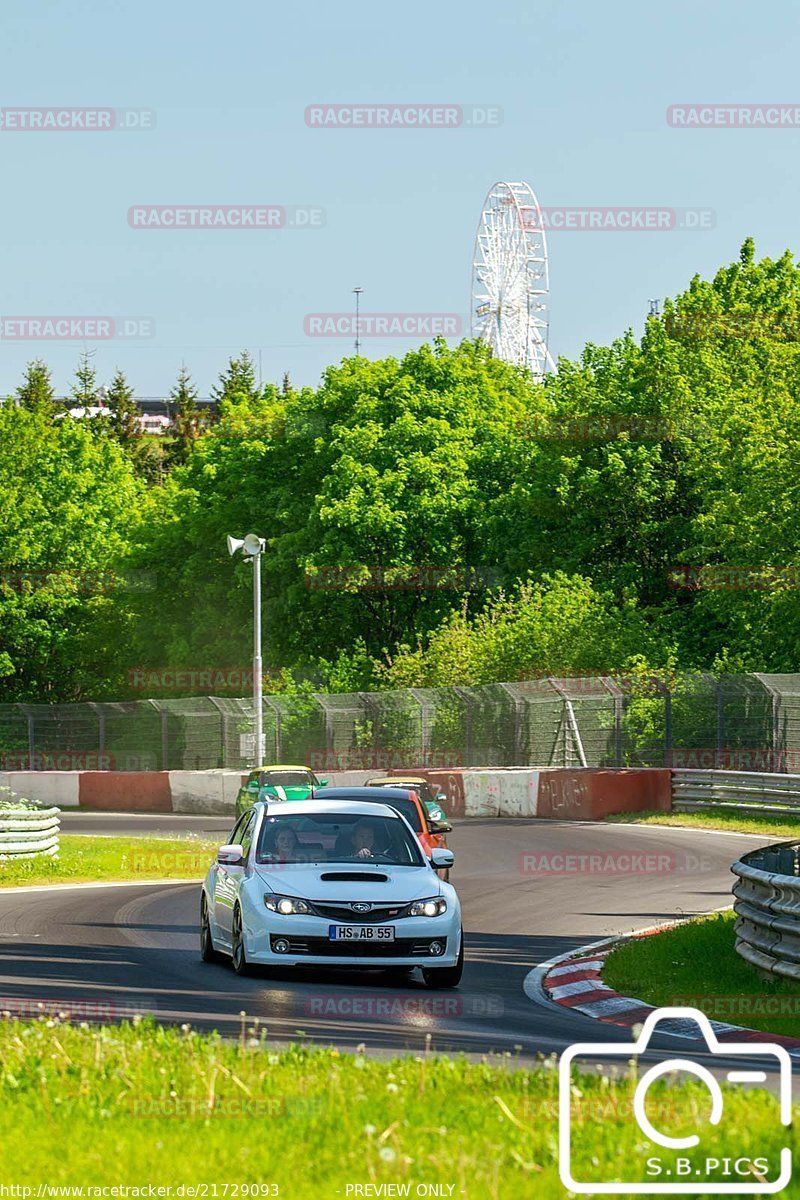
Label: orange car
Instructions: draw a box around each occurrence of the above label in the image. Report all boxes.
[319,785,451,876]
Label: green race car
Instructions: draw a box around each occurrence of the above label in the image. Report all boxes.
[236,764,328,814]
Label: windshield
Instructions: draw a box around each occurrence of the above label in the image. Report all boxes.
[259,770,315,787]
[256,812,424,866]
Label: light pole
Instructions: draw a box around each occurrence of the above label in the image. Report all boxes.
[353,286,363,355]
[227,532,266,765]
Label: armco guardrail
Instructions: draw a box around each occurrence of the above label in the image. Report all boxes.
[0,805,60,860]
[672,768,800,815]
[732,841,800,980]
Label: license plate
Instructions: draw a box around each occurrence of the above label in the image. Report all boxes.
[329,925,395,942]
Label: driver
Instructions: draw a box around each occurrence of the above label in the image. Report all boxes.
[351,819,385,859]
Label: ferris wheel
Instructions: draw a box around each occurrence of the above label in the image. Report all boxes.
[471,181,555,379]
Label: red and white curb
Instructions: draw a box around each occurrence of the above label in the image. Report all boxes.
[526,922,800,1058]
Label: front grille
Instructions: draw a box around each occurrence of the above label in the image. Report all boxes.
[309,902,410,923]
[270,936,445,958]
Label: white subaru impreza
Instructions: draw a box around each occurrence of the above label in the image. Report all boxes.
[200,797,463,988]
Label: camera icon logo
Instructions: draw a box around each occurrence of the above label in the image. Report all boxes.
[559,1006,792,1194]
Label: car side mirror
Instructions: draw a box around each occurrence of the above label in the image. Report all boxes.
[429,820,452,834]
[218,843,245,866]
[247,780,260,792]
[436,792,447,802]
[430,848,454,870]
[318,778,329,787]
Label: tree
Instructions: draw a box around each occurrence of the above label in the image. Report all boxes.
[106,368,140,448]
[0,404,142,701]
[71,350,101,409]
[166,365,202,466]
[211,351,261,410]
[127,339,547,674]
[16,360,55,412]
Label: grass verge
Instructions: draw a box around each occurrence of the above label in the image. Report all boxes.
[0,1018,793,1195]
[604,909,800,1038]
[606,807,800,839]
[0,835,216,887]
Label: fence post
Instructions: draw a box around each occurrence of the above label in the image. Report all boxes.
[601,676,623,767]
[658,680,672,767]
[25,706,35,769]
[453,687,473,767]
[753,673,784,772]
[409,689,430,765]
[261,696,282,763]
[712,676,725,766]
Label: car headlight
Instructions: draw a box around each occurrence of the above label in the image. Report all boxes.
[408,897,447,917]
[264,893,310,915]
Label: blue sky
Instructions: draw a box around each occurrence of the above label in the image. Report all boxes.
[1,0,797,396]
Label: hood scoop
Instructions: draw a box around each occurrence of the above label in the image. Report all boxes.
[319,871,389,883]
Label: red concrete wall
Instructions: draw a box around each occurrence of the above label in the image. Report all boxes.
[537,768,671,820]
[79,771,173,812]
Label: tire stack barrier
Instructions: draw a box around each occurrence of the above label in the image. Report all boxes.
[732,841,800,981]
[0,805,60,860]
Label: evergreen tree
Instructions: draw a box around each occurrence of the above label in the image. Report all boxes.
[106,368,140,448]
[71,350,101,409]
[167,365,202,466]
[211,350,261,408]
[16,360,56,412]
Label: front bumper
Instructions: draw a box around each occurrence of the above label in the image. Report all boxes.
[243,911,460,968]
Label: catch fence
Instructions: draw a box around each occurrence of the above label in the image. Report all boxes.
[2,673,800,773]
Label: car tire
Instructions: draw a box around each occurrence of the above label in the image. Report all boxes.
[200,893,223,963]
[421,929,464,989]
[231,904,252,976]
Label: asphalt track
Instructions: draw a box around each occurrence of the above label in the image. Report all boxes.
[0,815,792,1073]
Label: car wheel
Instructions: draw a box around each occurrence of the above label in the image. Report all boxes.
[421,929,464,989]
[231,904,252,976]
[200,894,223,963]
